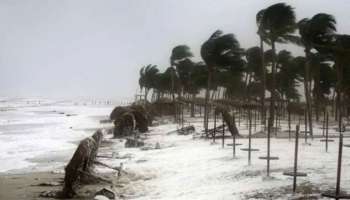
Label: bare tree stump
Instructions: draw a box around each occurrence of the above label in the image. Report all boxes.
[61,130,103,198]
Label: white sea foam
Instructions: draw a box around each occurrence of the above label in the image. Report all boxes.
[0,98,115,173]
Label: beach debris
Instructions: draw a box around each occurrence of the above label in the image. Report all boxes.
[155,142,161,149]
[35,181,61,186]
[110,104,152,137]
[61,130,104,198]
[177,125,195,135]
[95,188,115,200]
[140,146,154,151]
[39,190,61,198]
[94,195,110,200]
[125,138,144,148]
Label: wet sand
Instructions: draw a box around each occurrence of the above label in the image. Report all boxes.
[0,172,63,200]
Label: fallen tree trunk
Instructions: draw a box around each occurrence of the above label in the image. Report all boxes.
[215,106,240,136]
[61,130,103,198]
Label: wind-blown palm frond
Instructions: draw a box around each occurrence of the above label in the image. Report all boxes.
[170,45,193,65]
[261,3,296,42]
[298,13,336,49]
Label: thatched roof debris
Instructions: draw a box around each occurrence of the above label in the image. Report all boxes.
[110,105,151,137]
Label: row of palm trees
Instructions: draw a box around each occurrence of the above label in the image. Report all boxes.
[138,3,350,137]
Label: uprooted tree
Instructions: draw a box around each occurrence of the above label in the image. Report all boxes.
[110,104,152,137]
[215,105,240,137]
[61,130,103,198]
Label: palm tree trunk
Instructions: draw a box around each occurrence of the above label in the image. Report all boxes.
[191,94,195,117]
[304,48,314,137]
[268,42,277,133]
[170,66,176,122]
[335,56,343,124]
[204,67,213,137]
[260,37,266,125]
[145,88,149,102]
[266,41,277,176]
[314,70,321,122]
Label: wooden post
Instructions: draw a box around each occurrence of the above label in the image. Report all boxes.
[238,107,241,127]
[304,110,308,144]
[241,109,259,164]
[336,134,343,198]
[288,110,291,141]
[320,111,334,152]
[326,112,329,152]
[323,109,326,137]
[213,111,217,143]
[322,134,349,199]
[275,106,278,136]
[267,113,271,176]
[283,125,307,193]
[254,108,257,132]
[222,115,225,148]
[248,109,252,165]
[293,125,300,192]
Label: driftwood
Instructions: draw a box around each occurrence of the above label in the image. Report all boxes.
[177,125,195,135]
[125,138,144,148]
[61,130,103,198]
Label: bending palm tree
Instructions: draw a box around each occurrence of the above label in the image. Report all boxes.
[200,30,242,137]
[298,13,336,137]
[170,45,193,121]
[256,9,267,125]
[259,3,297,176]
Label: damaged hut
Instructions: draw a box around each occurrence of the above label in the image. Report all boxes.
[110,105,151,137]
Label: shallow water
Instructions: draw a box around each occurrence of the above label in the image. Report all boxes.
[0,98,114,173]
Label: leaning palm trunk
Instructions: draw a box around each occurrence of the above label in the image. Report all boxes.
[190,93,195,117]
[304,49,314,137]
[260,37,266,125]
[204,67,213,137]
[314,72,321,122]
[268,42,277,134]
[170,67,176,122]
[335,56,344,125]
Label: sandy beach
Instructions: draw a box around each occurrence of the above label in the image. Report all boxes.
[0,99,350,200]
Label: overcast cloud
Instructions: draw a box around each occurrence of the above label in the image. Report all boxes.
[0,0,349,100]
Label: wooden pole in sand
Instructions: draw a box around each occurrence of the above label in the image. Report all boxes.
[293,125,300,192]
[322,134,350,199]
[222,115,225,148]
[248,110,252,164]
[320,112,334,152]
[288,109,291,141]
[304,110,308,144]
[213,111,217,143]
[283,125,307,192]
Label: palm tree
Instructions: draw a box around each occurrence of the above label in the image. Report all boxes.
[298,13,336,136]
[260,2,296,134]
[138,64,159,102]
[170,45,193,98]
[246,46,263,99]
[200,30,242,136]
[276,50,301,102]
[256,9,267,123]
[259,3,296,176]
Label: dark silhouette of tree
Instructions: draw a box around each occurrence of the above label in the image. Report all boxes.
[200,30,242,136]
[139,65,159,101]
[170,45,193,99]
[298,13,336,135]
[260,3,297,138]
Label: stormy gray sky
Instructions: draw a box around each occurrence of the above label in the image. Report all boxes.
[0,0,349,100]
